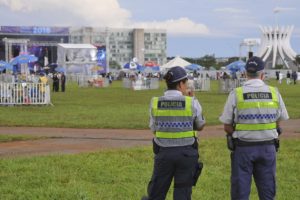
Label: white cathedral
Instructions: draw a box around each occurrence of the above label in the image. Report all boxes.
[258,25,297,69]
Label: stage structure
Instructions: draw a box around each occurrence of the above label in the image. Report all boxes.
[258,26,297,69]
[239,38,260,59]
[2,38,29,62]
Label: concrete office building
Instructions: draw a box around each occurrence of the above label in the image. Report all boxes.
[69,27,167,66]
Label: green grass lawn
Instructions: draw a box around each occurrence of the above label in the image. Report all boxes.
[0,79,298,129]
[0,79,299,199]
[0,138,299,200]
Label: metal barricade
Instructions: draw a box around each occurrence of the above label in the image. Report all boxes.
[218,78,247,93]
[67,74,79,83]
[68,74,109,87]
[123,78,159,90]
[0,82,51,105]
[150,78,159,89]
[193,78,210,91]
[122,78,132,88]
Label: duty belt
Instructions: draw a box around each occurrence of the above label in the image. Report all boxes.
[235,139,275,146]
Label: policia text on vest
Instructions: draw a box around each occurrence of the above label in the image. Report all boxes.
[158,100,185,109]
[243,92,272,100]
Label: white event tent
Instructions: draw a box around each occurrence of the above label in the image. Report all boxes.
[57,43,97,74]
[160,56,191,70]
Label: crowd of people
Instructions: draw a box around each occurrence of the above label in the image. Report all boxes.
[276,70,298,85]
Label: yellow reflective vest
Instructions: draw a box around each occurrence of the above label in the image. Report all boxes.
[235,86,279,132]
[152,96,196,139]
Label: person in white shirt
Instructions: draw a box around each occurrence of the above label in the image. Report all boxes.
[219,57,289,200]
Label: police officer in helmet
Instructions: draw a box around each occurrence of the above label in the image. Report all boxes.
[142,66,205,200]
[219,56,289,200]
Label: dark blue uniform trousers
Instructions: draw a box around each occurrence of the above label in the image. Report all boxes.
[231,144,276,200]
[145,146,198,200]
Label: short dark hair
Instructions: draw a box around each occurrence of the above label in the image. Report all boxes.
[246,71,261,78]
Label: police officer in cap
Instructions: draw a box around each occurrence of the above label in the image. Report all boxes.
[219,56,289,200]
[142,66,205,200]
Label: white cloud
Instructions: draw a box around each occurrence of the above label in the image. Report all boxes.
[0,0,31,12]
[214,7,249,14]
[0,0,210,36]
[132,18,210,36]
[0,0,131,27]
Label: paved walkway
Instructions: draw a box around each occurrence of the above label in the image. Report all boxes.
[0,119,299,157]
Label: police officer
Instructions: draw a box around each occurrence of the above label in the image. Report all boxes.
[142,66,205,200]
[219,56,289,200]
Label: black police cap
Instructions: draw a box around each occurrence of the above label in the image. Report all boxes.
[245,56,265,73]
[164,66,188,83]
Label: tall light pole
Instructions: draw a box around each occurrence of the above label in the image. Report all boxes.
[273,7,281,28]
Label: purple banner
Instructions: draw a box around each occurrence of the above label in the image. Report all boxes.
[0,26,69,35]
[96,46,107,74]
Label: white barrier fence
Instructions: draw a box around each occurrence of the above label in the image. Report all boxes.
[0,82,51,105]
[193,78,210,91]
[123,78,159,90]
[122,78,132,88]
[219,78,247,93]
[68,74,109,87]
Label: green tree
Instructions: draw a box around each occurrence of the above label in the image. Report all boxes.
[183,57,203,66]
[184,55,218,69]
[227,57,241,64]
[198,54,216,69]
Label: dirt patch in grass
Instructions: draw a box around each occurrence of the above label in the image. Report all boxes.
[0,119,299,157]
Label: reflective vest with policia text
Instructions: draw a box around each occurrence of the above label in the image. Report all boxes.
[235,86,279,132]
[152,96,196,139]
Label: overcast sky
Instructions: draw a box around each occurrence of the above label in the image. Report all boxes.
[0,0,299,57]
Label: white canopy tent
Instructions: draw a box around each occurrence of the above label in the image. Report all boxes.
[160,56,191,70]
[57,43,97,74]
